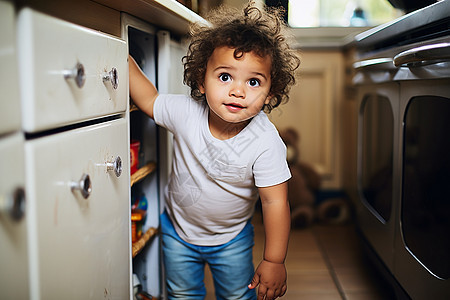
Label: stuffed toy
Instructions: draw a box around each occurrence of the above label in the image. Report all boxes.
[280,127,350,227]
[280,128,321,228]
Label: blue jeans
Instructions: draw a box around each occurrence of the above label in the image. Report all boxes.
[161,211,257,300]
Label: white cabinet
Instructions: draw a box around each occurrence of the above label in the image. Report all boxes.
[123,14,188,298]
[2,1,197,298]
[0,2,27,298]
[1,7,131,299]
[124,16,162,298]
[24,119,130,299]
[17,8,128,133]
[0,1,21,135]
[0,133,28,300]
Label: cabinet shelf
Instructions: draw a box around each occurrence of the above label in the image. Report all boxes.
[132,227,158,258]
[130,162,157,187]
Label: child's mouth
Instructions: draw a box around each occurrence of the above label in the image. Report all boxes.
[225,103,244,111]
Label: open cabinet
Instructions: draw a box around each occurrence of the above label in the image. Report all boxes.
[1,5,130,299]
[122,13,188,299]
[1,0,199,298]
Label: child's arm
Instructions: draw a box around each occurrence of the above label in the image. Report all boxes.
[249,182,290,300]
[128,55,158,119]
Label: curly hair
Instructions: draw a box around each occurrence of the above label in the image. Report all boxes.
[183,1,300,113]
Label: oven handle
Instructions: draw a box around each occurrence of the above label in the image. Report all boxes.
[353,58,395,71]
[393,42,450,67]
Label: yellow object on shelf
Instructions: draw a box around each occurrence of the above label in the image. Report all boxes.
[130,103,139,112]
[131,209,147,243]
[132,227,158,258]
[130,162,157,187]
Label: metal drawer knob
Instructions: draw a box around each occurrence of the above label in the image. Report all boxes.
[0,187,26,221]
[64,62,86,88]
[71,173,92,199]
[106,156,122,177]
[103,67,119,90]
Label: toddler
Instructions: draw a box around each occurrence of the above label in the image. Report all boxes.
[129,2,300,299]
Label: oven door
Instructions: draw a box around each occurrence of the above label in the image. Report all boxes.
[356,82,400,273]
[395,78,450,298]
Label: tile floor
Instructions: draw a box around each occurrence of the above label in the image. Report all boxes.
[204,211,396,299]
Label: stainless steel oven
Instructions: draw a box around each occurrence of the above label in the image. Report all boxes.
[353,1,450,298]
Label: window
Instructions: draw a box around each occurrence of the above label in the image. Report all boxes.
[288,0,402,27]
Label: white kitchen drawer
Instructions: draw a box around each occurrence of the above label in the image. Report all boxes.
[0,1,21,135]
[0,133,28,299]
[17,8,128,133]
[24,118,130,299]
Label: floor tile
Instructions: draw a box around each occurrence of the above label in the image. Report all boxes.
[286,254,328,272]
[334,267,380,293]
[286,270,339,293]
[280,291,342,300]
[204,212,394,300]
[346,292,394,300]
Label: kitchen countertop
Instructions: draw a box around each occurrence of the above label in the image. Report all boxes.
[355,0,450,49]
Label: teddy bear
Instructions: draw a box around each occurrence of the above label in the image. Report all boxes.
[280,128,321,228]
[280,127,351,228]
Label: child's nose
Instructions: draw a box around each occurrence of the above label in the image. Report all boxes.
[229,82,245,98]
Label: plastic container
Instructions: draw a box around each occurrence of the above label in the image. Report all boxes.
[130,140,140,175]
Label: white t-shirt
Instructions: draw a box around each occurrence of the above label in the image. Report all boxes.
[154,94,291,245]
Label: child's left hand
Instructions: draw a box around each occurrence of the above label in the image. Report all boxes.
[248,259,287,300]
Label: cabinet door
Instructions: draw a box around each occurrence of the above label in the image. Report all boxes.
[268,51,345,189]
[0,133,28,299]
[0,1,21,135]
[17,8,127,133]
[25,119,130,299]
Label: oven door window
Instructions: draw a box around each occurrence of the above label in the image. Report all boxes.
[361,94,394,222]
[402,96,450,280]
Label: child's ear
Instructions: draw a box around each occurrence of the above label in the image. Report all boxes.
[264,94,272,105]
[198,83,205,94]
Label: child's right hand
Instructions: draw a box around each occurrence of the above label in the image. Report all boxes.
[248,259,287,300]
[128,55,158,119]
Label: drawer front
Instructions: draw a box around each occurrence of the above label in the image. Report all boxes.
[0,2,21,135]
[18,8,127,133]
[25,119,130,299]
[0,133,28,299]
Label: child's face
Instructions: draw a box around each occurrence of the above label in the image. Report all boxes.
[199,46,272,129]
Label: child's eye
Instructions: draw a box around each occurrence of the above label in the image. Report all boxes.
[248,78,260,87]
[219,73,231,82]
